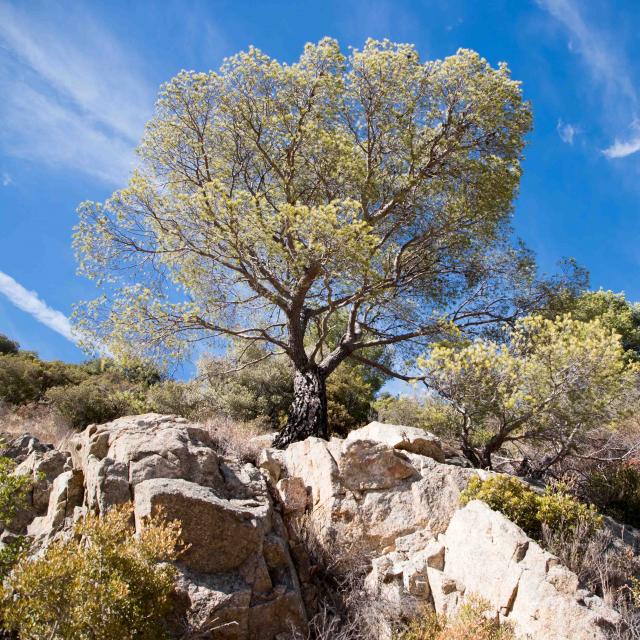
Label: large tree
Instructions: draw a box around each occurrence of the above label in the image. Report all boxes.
[74,38,532,446]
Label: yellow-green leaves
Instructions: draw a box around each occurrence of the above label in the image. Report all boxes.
[1,504,182,640]
[73,38,532,372]
[420,314,639,468]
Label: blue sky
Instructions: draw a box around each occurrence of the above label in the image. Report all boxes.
[1,0,640,372]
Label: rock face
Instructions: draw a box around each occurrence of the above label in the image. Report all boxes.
[261,424,624,640]
[5,415,306,640]
[3,417,630,640]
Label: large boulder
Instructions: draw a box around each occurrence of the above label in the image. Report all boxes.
[265,422,624,640]
[441,501,621,639]
[346,422,445,462]
[14,415,307,640]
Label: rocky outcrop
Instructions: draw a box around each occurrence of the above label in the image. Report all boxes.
[4,415,306,640]
[261,423,624,640]
[3,417,631,639]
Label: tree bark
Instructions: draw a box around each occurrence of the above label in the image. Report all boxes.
[273,368,328,448]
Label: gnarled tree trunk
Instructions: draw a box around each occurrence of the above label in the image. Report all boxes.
[273,368,328,448]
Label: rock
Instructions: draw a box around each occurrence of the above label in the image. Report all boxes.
[1,433,52,463]
[275,477,308,514]
[347,422,444,462]
[442,501,621,639]
[134,478,268,574]
[339,439,418,491]
[28,468,84,543]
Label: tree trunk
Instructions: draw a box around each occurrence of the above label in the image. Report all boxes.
[273,368,328,448]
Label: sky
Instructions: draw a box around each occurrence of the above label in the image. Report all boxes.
[1,0,640,376]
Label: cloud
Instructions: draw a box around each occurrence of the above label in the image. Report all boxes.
[1,172,13,186]
[0,2,154,185]
[557,120,581,145]
[0,271,77,344]
[537,0,639,160]
[603,136,640,159]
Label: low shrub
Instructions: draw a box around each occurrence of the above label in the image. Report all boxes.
[461,475,602,541]
[396,597,515,640]
[586,462,640,528]
[0,454,33,579]
[0,504,182,640]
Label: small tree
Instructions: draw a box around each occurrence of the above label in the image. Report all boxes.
[74,38,533,446]
[419,315,638,470]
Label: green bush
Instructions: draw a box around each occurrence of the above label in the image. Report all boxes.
[0,454,33,579]
[586,462,640,528]
[0,353,82,404]
[0,334,18,355]
[45,376,147,430]
[145,380,200,418]
[461,475,602,541]
[1,504,182,640]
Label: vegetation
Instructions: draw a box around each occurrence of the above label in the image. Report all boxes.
[0,454,33,579]
[73,38,536,447]
[548,289,640,359]
[0,504,182,640]
[461,475,602,541]
[419,314,638,470]
[585,462,640,528]
[396,597,515,640]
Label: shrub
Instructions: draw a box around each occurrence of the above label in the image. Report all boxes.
[1,504,182,640]
[461,475,602,541]
[396,597,515,640]
[0,334,18,355]
[45,376,150,429]
[586,462,640,528]
[0,454,33,579]
[146,380,201,419]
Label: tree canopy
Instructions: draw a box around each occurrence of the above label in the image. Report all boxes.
[74,38,533,444]
[419,314,638,470]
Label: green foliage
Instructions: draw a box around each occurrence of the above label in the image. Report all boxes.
[374,394,457,438]
[0,456,32,525]
[396,596,515,640]
[0,334,18,355]
[0,352,83,404]
[420,314,638,469]
[586,462,640,528]
[461,475,602,541]
[548,290,640,359]
[1,504,182,640]
[0,455,33,580]
[44,376,149,430]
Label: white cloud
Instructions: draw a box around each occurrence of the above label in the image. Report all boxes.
[0,2,154,185]
[1,172,13,186]
[557,120,581,144]
[603,136,640,159]
[538,0,639,160]
[0,271,77,344]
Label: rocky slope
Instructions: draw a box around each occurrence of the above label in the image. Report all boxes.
[1,415,634,639]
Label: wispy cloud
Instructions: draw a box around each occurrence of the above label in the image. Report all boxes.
[0,271,77,344]
[1,171,13,187]
[538,0,639,159]
[557,120,581,145]
[0,2,154,184]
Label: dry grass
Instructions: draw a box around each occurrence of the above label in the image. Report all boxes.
[286,512,402,640]
[199,414,274,463]
[0,401,73,448]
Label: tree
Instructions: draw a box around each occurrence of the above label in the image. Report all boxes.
[547,289,640,359]
[74,38,532,447]
[419,315,638,471]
